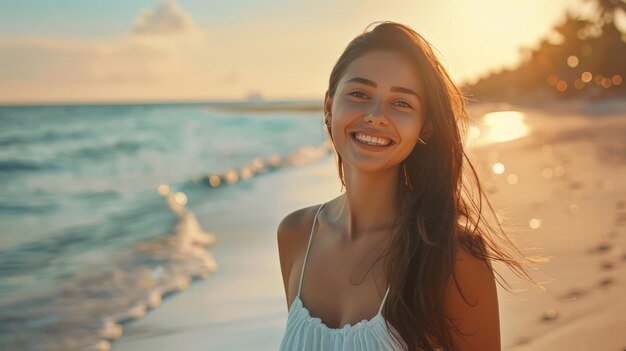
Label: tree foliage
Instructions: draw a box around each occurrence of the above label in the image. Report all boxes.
[463,1,626,102]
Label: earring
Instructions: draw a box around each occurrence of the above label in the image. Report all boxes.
[403,163,414,191]
[418,137,427,145]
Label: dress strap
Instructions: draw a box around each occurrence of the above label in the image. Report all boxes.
[377,285,391,315]
[296,203,325,298]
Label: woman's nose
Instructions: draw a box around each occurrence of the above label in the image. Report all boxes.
[364,99,388,125]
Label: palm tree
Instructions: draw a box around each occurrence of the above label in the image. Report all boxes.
[463,1,626,101]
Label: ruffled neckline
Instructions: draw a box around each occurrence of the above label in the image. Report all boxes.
[291,295,385,333]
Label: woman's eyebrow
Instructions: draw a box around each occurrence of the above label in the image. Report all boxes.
[345,77,422,102]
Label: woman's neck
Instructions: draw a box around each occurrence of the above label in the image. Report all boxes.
[331,164,401,242]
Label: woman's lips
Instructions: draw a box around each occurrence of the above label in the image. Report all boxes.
[350,132,395,150]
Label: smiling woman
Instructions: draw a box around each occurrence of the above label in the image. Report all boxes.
[277,21,544,351]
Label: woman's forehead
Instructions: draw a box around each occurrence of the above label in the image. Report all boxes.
[340,50,423,93]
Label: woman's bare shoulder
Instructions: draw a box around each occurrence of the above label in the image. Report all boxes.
[277,204,322,307]
[277,204,320,253]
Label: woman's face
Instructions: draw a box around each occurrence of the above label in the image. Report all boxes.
[325,50,427,173]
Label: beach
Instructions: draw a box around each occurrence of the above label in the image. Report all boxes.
[109,101,626,351]
[466,101,626,350]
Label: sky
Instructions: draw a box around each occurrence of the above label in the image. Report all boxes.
[0,0,598,104]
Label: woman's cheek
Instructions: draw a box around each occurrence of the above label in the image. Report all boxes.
[343,103,367,115]
[397,121,422,142]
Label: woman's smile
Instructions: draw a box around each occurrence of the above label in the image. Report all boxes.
[350,131,396,151]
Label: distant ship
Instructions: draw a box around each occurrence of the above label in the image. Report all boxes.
[245,91,264,101]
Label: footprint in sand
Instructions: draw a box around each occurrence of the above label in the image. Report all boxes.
[569,181,584,190]
[515,336,531,346]
[531,200,545,210]
[598,276,614,287]
[587,241,612,254]
[541,309,559,321]
[558,287,588,301]
[600,260,614,271]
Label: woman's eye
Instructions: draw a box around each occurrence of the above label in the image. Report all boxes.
[348,92,412,109]
[395,101,413,108]
[348,91,368,99]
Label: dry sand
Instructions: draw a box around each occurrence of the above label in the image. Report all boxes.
[467,102,626,351]
[111,101,626,351]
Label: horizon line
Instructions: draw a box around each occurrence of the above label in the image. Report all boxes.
[0,97,326,108]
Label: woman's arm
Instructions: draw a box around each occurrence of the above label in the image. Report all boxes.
[443,248,501,351]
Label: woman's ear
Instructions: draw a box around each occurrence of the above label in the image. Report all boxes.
[323,90,333,123]
[420,118,434,142]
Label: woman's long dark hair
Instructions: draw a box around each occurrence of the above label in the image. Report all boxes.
[324,21,547,350]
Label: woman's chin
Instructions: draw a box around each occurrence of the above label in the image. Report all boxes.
[344,161,400,174]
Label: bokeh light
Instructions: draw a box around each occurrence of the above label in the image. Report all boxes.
[492,163,505,174]
[542,168,554,179]
[567,55,579,68]
[174,192,187,205]
[574,79,585,89]
[547,74,559,85]
[208,175,221,187]
[529,218,542,229]
[506,174,519,184]
[157,184,170,196]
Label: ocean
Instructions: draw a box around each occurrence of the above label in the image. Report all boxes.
[0,100,330,351]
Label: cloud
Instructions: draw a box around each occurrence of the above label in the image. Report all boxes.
[134,0,197,35]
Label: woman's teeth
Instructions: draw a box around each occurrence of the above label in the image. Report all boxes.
[353,132,392,146]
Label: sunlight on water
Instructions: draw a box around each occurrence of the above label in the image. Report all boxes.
[483,111,529,142]
[466,110,530,147]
